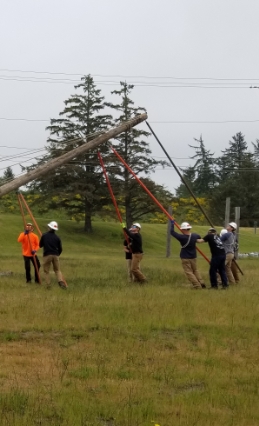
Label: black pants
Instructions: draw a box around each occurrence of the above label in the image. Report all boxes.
[23,256,41,282]
[210,255,228,287]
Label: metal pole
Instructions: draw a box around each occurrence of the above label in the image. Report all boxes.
[146,121,214,227]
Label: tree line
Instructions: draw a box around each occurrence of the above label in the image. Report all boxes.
[1,75,258,229]
[176,133,259,226]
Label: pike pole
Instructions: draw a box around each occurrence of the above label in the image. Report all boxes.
[97,151,131,248]
[109,144,210,264]
[17,193,41,284]
[146,121,243,275]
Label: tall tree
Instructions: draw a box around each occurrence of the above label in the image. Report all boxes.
[25,75,112,232]
[106,82,166,226]
[175,136,215,198]
[218,132,251,181]
[2,166,15,183]
[189,135,215,195]
[209,133,258,225]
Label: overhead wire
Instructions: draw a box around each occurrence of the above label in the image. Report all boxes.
[1,67,259,81]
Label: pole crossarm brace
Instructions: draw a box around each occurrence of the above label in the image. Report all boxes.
[0,113,147,197]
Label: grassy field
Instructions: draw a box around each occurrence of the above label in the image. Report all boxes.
[1,214,259,425]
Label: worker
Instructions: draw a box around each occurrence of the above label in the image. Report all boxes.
[17,222,41,283]
[197,228,228,289]
[39,221,66,289]
[123,237,134,282]
[170,220,206,289]
[220,225,235,284]
[122,222,146,283]
[228,222,240,283]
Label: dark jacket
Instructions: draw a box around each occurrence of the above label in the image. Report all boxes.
[123,228,143,254]
[39,230,62,257]
[170,222,200,259]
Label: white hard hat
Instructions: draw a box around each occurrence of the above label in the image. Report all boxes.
[48,221,58,231]
[220,229,228,237]
[133,222,141,229]
[180,222,192,230]
[228,222,237,230]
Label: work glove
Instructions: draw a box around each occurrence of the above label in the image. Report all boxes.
[170,220,175,225]
[121,222,126,228]
[24,230,29,235]
[31,250,36,255]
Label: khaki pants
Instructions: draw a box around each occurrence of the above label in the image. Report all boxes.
[225,253,235,284]
[131,253,146,283]
[43,255,63,285]
[181,258,204,289]
[126,259,134,282]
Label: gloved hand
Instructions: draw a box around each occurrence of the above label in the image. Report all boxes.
[31,250,36,255]
[121,222,126,228]
[170,219,175,225]
[24,230,29,235]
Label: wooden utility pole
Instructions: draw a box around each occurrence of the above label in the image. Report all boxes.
[0,114,147,197]
[166,205,172,257]
[225,197,230,227]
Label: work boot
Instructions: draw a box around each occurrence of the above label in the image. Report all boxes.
[58,281,67,289]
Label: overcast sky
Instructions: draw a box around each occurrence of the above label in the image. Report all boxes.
[1,0,259,194]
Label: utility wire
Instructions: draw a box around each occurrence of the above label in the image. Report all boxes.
[2,68,259,81]
[1,117,259,124]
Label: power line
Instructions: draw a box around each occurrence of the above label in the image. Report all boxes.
[0,75,254,89]
[1,117,259,124]
[2,68,259,81]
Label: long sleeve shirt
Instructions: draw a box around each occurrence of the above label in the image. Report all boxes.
[170,222,200,259]
[39,231,62,256]
[220,232,235,254]
[17,232,40,256]
[123,228,143,254]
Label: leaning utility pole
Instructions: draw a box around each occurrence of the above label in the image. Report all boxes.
[0,114,147,197]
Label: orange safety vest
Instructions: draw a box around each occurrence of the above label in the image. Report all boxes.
[17,232,40,256]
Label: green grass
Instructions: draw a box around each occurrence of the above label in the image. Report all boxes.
[1,214,259,425]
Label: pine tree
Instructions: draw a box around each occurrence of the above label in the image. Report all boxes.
[25,75,112,232]
[2,166,15,183]
[106,82,167,226]
[189,135,215,195]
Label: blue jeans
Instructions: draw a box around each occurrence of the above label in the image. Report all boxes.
[210,255,228,287]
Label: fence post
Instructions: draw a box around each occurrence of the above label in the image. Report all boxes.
[235,207,240,258]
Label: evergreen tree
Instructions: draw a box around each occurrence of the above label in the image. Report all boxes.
[209,133,259,225]
[106,82,167,226]
[218,132,251,180]
[25,75,112,232]
[175,166,196,198]
[175,136,215,198]
[1,166,15,183]
[189,135,215,195]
